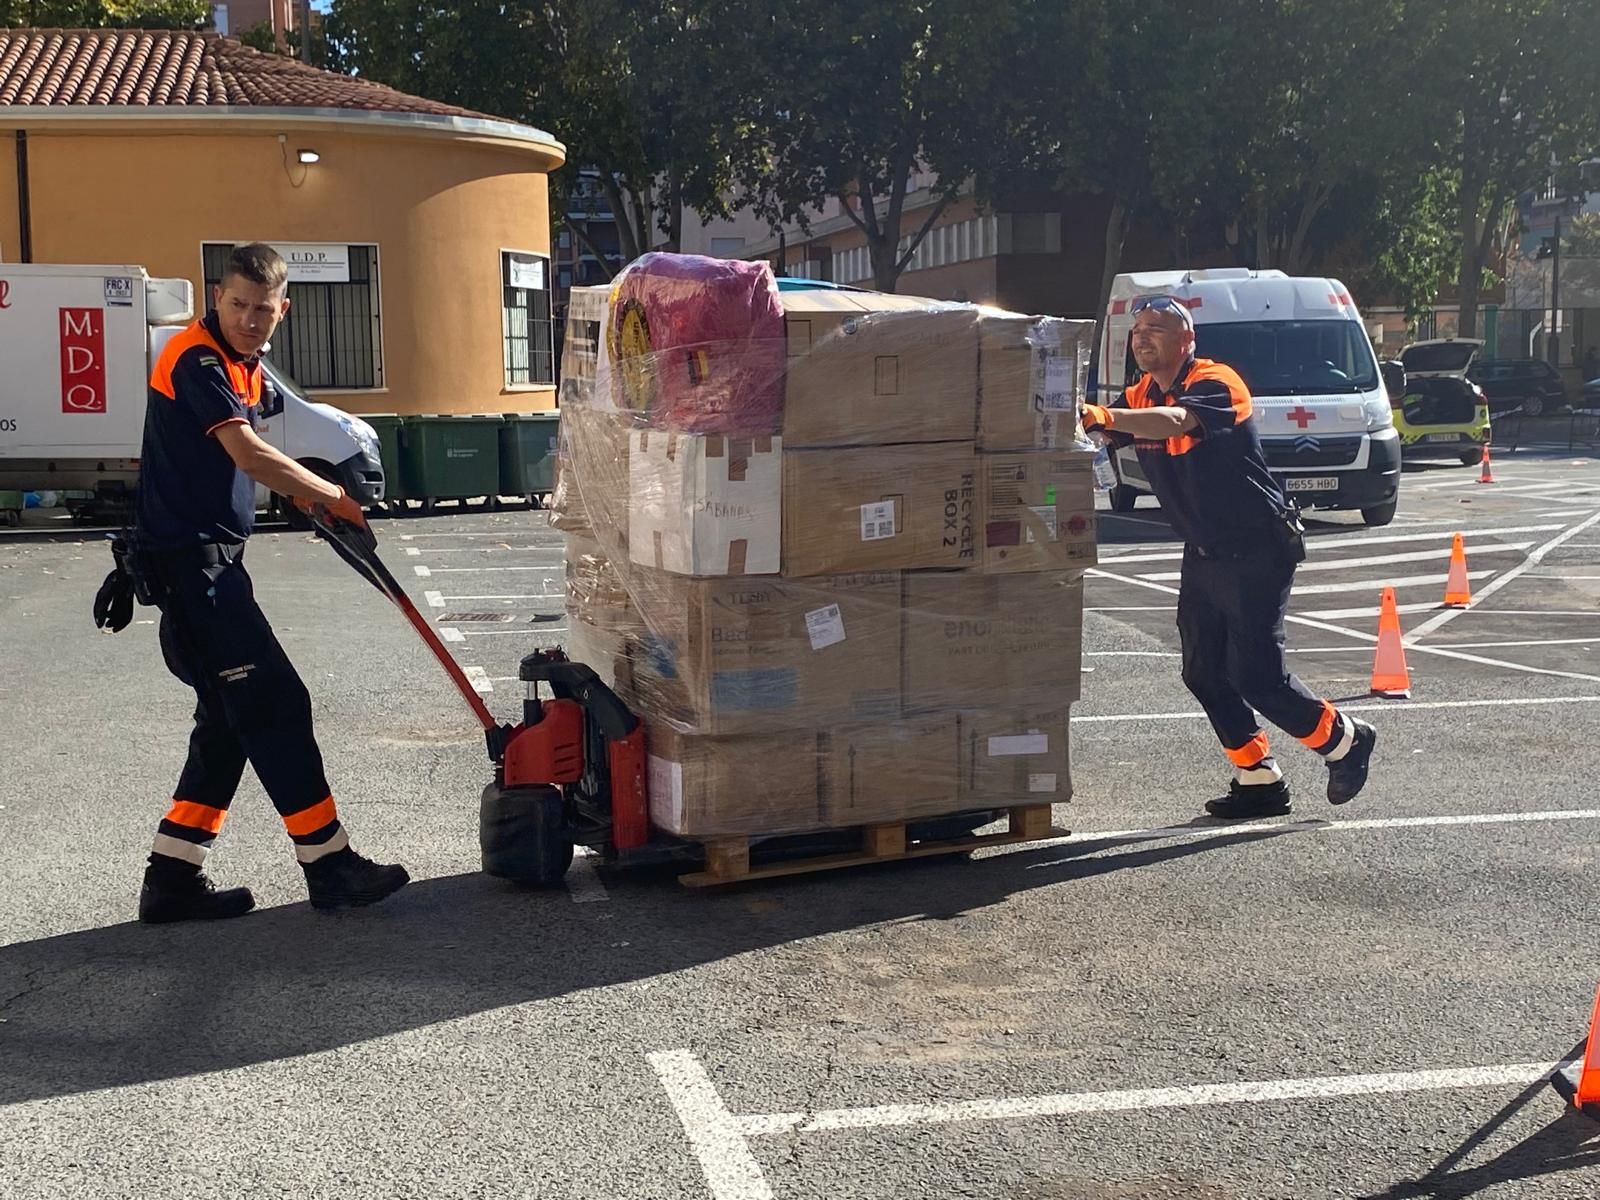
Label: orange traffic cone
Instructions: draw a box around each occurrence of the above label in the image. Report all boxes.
[1551,982,1600,1120]
[1478,443,1495,484]
[1443,532,1472,607]
[1370,586,1412,699]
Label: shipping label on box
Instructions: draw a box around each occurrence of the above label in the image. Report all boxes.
[646,723,824,838]
[783,442,977,576]
[979,450,1098,574]
[902,572,1084,711]
[976,314,1096,450]
[958,709,1073,804]
[821,714,962,826]
[629,429,781,576]
[781,292,978,448]
[627,569,901,734]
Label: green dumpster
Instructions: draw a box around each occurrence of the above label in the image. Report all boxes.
[362,414,415,503]
[400,414,503,507]
[0,489,22,527]
[499,412,561,503]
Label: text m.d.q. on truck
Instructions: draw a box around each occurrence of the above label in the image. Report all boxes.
[0,263,384,517]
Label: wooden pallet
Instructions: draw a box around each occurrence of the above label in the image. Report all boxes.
[678,804,1061,888]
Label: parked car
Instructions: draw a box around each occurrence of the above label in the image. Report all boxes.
[1466,357,1568,417]
[1391,339,1492,466]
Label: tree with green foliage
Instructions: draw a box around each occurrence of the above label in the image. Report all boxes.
[1427,0,1600,336]
[1564,212,1600,259]
[731,0,1029,293]
[0,0,209,27]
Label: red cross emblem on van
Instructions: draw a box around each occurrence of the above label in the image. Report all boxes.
[1287,406,1317,429]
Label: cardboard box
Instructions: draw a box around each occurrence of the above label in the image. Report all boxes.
[958,708,1072,805]
[627,569,902,734]
[978,450,1098,574]
[646,723,825,838]
[782,442,977,576]
[551,406,632,539]
[976,313,1094,450]
[564,533,634,631]
[567,618,632,695]
[821,714,962,826]
[629,430,781,576]
[781,291,978,447]
[902,572,1084,711]
[559,284,610,392]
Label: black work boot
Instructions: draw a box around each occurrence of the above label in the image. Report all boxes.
[303,847,410,911]
[1327,719,1378,805]
[1204,778,1293,819]
[139,858,256,924]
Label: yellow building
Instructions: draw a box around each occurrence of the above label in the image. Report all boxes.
[0,28,566,416]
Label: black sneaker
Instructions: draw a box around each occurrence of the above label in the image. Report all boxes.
[1203,779,1293,820]
[139,865,256,924]
[1327,719,1377,805]
[303,848,410,911]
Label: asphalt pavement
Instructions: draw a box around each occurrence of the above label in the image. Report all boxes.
[2,439,1599,1200]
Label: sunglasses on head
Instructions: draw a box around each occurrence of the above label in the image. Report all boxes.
[1131,296,1192,319]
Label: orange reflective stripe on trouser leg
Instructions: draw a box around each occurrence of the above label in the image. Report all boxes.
[282,795,339,838]
[1224,732,1272,769]
[163,799,228,835]
[1298,701,1339,751]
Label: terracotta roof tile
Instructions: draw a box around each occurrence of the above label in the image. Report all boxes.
[0,28,496,120]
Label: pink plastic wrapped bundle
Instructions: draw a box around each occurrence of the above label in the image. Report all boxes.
[606,252,785,434]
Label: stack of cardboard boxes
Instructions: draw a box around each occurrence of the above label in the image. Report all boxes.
[556,269,1097,841]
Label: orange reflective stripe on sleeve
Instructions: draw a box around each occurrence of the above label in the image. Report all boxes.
[1224,733,1272,768]
[1298,702,1338,749]
[282,796,339,837]
[164,799,228,835]
[1188,361,1254,424]
[149,321,221,399]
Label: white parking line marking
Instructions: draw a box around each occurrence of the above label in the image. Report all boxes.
[437,594,562,602]
[1073,695,1600,722]
[1138,568,1496,593]
[1286,543,1531,574]
[422,565,564,574]
[413,565,432,577]
[1027,808,1600,848]
[439,627,465,643]
[1099,525,1561,565]
[463,625,568,636]
[424,590,444,608]
[405,547,421,556]
[1086,605,1176,611]
[737,1062,1571,1136]
[649,1050,773,1200]
[565,847,610,903]
[464,666,493,694]
[1527,573,1600,580]
[1302,601,1449,619]
[1407,511,1600,640]
[1091,566,1600,683]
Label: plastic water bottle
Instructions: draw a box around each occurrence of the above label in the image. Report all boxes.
[1091,441,1118,491]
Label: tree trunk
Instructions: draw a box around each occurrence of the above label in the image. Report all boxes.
[1096,196,1130,323]
[565,219,618,283]
[599,174,641,263]
[1285,182,1333,276]
[1457,187,1482,339]
[1254,194,1272,270]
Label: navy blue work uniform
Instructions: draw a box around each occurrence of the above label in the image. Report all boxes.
[133,314,350,869]
[1103,356,1355,778]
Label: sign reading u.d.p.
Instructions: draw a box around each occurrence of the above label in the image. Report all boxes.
[60,307,107,413]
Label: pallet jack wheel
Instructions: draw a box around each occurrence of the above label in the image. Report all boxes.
[479,782,575,887]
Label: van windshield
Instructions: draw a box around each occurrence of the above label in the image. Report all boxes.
[1193,319,1378,396]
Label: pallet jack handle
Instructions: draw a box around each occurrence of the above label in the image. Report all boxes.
[307,509,501,736]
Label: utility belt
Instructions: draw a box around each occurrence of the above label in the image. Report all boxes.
[115,537,244,605]
[1189,509,1306,566]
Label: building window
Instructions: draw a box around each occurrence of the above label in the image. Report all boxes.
[710,236,746,258]
[202,242,383,389]
[502,250,554,386]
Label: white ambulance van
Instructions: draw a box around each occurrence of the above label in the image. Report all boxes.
[1098,269,1401,526]
[0,263,384,510]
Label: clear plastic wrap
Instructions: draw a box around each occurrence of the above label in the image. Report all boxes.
[557,254,1098,842]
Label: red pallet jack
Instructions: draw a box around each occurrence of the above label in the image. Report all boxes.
[307,510,1012,886]
[306,508,650,887]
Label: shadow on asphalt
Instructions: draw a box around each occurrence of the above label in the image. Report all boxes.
[1,826,1285,1106]
[1358,1059,1600,1199]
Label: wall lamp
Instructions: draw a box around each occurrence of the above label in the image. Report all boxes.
[297,149,321,165]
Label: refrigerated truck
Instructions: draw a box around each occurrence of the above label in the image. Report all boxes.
[0,263,384,510]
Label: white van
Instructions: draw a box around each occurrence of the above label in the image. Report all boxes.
[0,263,383,510]
[1098,269,1401,526]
